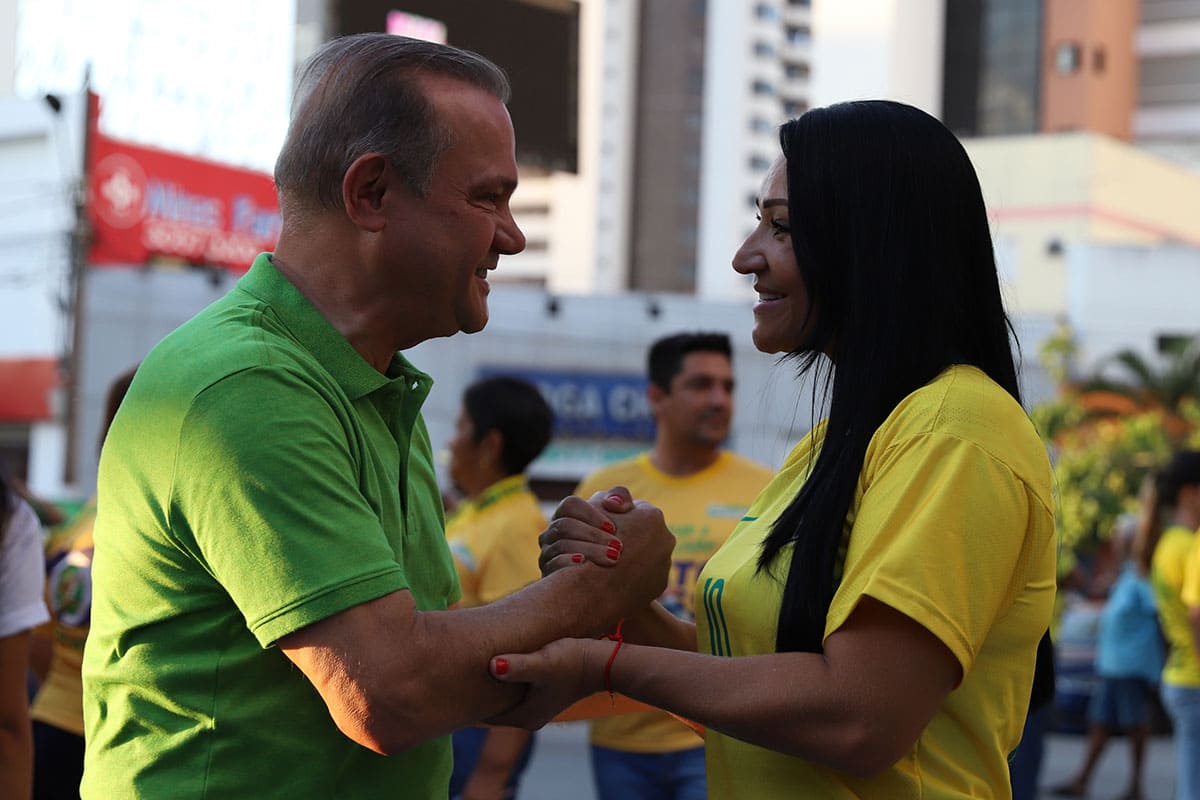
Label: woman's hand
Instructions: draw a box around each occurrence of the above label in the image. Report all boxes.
[484,638,611,730]
[538,488,637,575]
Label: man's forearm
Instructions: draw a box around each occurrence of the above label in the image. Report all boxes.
[284,561,644,755]
[410,563,630,723]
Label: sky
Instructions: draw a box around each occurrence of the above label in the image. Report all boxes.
[15,0,295,173]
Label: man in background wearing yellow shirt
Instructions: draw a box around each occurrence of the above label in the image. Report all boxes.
[575,332,772,800]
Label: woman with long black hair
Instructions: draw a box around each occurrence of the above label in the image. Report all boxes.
[488,100,1057,798]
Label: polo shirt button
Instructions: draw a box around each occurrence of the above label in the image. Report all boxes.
[411,380,419,390]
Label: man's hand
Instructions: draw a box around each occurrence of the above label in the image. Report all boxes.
[538,489,673,621]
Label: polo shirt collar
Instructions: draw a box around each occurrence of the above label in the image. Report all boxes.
[236,253,433,403]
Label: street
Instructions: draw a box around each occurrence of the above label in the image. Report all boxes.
[518,723,1178,799]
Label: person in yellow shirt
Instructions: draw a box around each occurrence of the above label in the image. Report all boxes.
[444,375,553,800]
[576,332,772,800]
[1149,449,1200,800]
[485,100,1057,799]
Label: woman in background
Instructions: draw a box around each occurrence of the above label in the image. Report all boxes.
[0,470,51,799]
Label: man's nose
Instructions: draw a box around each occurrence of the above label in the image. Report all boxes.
[496,210,526,255]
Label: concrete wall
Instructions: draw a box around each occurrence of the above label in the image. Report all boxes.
[965,132,1200,315]
[1067,243,1200,368]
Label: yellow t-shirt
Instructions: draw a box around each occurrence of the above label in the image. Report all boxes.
[445,475,546,608]
[578,451,773,753]
[698,365,1056,799]
[1152,524,1200,687]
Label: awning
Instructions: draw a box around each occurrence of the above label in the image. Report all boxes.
[0,358,60,422]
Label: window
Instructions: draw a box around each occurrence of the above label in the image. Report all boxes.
[755,3,778,21]
[1157,334,1195,355]
[752,79,775,96]
[749,154,773,171]
[783,100,808,117]
[749,116,774,134]
[753,41,776,58]
[785,62,810,80]
[787,26,811,46]
[1054,42,1082,74]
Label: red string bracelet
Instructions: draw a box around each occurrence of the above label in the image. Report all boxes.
[601,618,626,703]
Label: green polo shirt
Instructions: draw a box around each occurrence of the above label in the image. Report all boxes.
[82,253,460,799]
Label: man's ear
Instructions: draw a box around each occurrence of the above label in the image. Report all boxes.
[646,382,666,416]
[342,153,391,233]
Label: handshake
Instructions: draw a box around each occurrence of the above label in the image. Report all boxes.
[486,487,677,729]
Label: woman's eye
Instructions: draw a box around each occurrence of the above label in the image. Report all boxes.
[772,220,791,236]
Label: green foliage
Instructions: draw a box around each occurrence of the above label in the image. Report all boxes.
[1033,329,1200,577]
[1081,337,1200,419]
[1050,412,1172,559]
[1030,397,1084,443]
[1038,318,1078,385]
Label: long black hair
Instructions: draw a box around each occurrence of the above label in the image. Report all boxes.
[756,101,1037,668]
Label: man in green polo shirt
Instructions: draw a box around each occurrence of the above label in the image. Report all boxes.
[81,34,674,799]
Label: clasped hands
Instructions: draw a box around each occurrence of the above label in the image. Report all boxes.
[486,488,674,729]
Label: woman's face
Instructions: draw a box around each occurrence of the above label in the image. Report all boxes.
[732,156,811,355]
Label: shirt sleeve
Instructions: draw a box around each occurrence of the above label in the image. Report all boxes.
[172,367,410,646]
[475,507,546,605]
[827,431,1042,675]
[0,498,50,637]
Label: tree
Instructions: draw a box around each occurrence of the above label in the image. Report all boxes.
[1078,337,1200,443]
[1031,325,1200,575]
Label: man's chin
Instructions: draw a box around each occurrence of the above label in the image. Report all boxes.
[459,312,489,335]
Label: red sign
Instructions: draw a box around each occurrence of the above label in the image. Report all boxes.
[85,93,281,273]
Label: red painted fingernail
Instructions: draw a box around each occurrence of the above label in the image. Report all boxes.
[609,539,623,550]
[600,520,616,534]
[494,657,509,676]
[571,553,584,563]
[606,546,620,560]
[607,495,623,504]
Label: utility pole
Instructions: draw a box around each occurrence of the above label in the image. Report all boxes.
[62,69,92,486]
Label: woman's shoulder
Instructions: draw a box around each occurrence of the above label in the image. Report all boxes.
[874,365,1050,493]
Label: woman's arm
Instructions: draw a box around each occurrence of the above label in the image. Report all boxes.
[0,631,34,800]
[621,601,696,651]
[493,596,960,778]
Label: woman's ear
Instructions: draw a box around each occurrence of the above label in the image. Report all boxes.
[341,153,390,232]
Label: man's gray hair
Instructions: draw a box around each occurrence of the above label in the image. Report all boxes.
[274,33,511,213]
